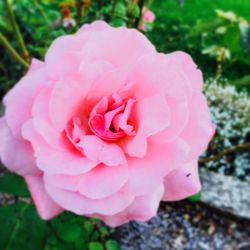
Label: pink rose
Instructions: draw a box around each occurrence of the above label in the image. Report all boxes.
[0,21,214,227]
[139,7,155,31]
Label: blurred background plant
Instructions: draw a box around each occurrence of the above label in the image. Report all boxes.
[1,0,250,249]
[202,79,250,182]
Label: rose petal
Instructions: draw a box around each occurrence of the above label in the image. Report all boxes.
[45,163,128,199]
[4,67,47,138]
[0,118,40,175]
[44,177,134,215]
[77,20,111,34]
[123,139,189,196]
[80,27,156,69]
[78,135,126,166]
[123,94,170,157]
[25,175,63,219]
[181,91,215,161]
[99,184,164,227]
[22,120,97,175]
[162,160,201,201]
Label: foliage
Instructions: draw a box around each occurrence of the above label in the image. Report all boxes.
[0,0,143,97]
[149,0,250,88]
[0,172,120,250]
[202,79,250,181]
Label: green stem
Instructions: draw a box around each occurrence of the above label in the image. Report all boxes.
[0,32,29,69]
[76,0,83,22]
[3,0,30,62]
[111,0,118,18]
[199,142,250,164]
[134,0,145,28]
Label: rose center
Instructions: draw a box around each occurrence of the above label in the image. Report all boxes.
[88,93,136,141]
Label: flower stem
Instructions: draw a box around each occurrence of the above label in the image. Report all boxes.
[0,32,29,69]
[199,142,250,164]
[111,0,118,18]
[3,0,30,62]
[76,0,83,22]
[134,0,145,28]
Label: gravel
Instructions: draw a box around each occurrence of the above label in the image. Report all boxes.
[115,201,250,250]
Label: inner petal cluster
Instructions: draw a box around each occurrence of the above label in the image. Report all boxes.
[89,93,136,141]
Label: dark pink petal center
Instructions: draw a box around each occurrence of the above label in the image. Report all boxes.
[88,94,136,141]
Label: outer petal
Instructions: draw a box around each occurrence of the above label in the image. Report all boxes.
[28,58,44,73]
[99,185,164,227]
[22,120,97,175]
[181,91,215,161]
[49,61,110,131]
[128,53,192,101]
[44,177,134,216]
[165,51,203,91]
[162,160,201,201]
[3,67,47,139]
[45,163,128,199]
[25,175,63,220]
[0,118,39,175]
[77,20,111,34]
[80,26,156,68]
[122,139,190,196]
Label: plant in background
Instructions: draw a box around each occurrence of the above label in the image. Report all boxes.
[202,79,250,182]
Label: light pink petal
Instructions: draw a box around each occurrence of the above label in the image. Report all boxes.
[3,67,47,138]
[32,86,64,149]
[166,51,203,90]
[25,175,63,220]
[87,68,128,106]
[48,60,112,134]
[77,20,111,34]
[22,120,97,175]
[122,139,189,196]
[80,27,155,69]
[46,52,82,80]
[28,58,44,72]
[49,63,107,131]
[44,177,134,215]
[45,163,128,199]
[45,35,85,78]
[128,53,192,102]
[149,98,189,144]
[162,160,201,201]
[0,118,40,175]
[78,135,126,166]
[100,185,164,227]
[123,94,170,157]
[181,91,215,161]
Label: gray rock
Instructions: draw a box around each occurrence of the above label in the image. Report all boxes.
[200,171,250,220]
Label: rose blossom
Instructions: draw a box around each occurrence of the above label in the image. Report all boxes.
[0,21,214,227]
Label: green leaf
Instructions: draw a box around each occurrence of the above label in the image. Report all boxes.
[0,202,49,250]
[0,173,29,196]
[105,240,120,250]
[187,191,202,203]
[84,221,94,237]
[88,242,103,250]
